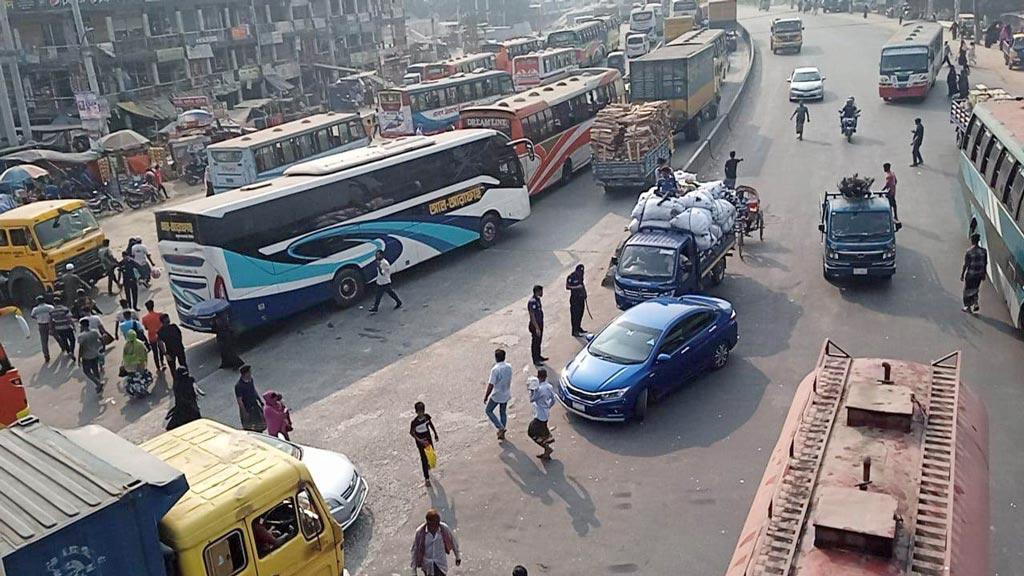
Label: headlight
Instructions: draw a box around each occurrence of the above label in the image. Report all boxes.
[827,249,838,259]
[659,290,675,297]
[598,387,629,400]
[882,249,895,259]
[614,284,624,296]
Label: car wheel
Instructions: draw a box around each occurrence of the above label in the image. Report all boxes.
[478,213,501,248]
[633,388,648,422]
[711,342,731,369]
[560,161,573,187]
[331,267,364,307]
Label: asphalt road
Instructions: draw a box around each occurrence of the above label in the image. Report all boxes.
[20,10,1024,575]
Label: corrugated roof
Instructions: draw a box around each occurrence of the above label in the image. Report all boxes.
[0,418,184,558]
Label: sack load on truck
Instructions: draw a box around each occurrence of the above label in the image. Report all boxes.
[591,101,674,162]
[627,172,738,251]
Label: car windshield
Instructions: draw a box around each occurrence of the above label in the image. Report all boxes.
[775,21,801,31]
[33,207,98,250]
[793,70,820,82]
[830,211,891,238]
[589,319,662,364]
[880,49,928,73]
[618,245,676,280]
[250,432,303,459]
[1014,37,1024,49]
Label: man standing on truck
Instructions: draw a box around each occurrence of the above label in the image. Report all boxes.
[790,102,810,140]
[723,151,743,189]
[881,163,898,222]
[566,264,588,337]
[910,118,924,167]
[961,233,987,314]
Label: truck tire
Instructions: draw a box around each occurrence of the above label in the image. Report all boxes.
[708,259,726,287]
[331,267,365,308]
[8,270,44,308]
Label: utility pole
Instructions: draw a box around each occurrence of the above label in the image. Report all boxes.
[70,0,100,95]
[0,0,31,143]
[0,64,17,146]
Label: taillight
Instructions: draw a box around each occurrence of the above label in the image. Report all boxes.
[213,275,227,300]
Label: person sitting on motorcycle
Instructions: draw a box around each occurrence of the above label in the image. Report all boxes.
[839,97,860,132]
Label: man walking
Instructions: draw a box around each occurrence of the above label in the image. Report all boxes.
[790,102,810,140]
[98,239,120,295]
[527,285,546,366]
[566,264,587,337]
[50,303,76,356]
[881,163,898,222]
[369,249,402,313]
[910,118,924,167]
[410,509,461,576]
[142,300,165,371]
[484,348,513,440]
[30,295,54,363]
[410,401,439,487]
[158,314,188,374]
[528,369,556,460]
[130,238,156,288]
[119,254,140,311]
[235,365,265,431]
[960,233,987,314]
[59,263,85,306]
[76,318,104,393]
[723,150,743,189]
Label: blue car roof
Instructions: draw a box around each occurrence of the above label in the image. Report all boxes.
[829,196,890,212]
[618,296,717,329]
[626,229,689,248]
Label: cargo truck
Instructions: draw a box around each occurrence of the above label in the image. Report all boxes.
[770,17,804,54]
[665,15,695,43]
[819,190,901,281]
[592,140,672,192]
[707,0,737,30]
[628,42,720,140]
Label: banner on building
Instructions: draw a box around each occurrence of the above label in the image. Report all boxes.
[170,95,212,110]
[75,92,109,121]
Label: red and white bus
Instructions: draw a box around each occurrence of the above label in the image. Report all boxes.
[459,68,624,194]
[512,48,579,91]
[424,53,498,81]
[878,21,943,101]
[546,21,607,67]
[482,37,545,74]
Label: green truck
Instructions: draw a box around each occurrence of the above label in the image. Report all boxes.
[628,42,720,141]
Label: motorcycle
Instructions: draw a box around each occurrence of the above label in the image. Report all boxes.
[124,182,162,209]
[839,111,860,142]
[86,189,125,214]
[183,160,207,186]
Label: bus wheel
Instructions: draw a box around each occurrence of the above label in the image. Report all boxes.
[9,271,44,308]
[479,213,502,248]
[331,268,364,308]
[560,161,573,187]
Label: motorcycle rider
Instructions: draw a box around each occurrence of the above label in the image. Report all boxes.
[839,96,860,134]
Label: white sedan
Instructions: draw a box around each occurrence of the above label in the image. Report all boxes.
[249,432,368,530]
[788,67,825,101]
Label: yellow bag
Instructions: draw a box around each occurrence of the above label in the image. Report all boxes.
[424,444,437,469]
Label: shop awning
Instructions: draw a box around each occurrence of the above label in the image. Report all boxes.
[1,149,102,164]
[264,74,295,94]
[116,98,178,121]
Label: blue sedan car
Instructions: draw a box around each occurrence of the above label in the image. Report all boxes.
[556,296,738,422]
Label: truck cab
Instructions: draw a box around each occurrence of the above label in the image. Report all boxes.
[770,17,804,54]
[819,192,900,280]
[613,228,729,309]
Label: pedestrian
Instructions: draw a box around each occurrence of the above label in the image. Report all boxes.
[117,298,139,322]
[958,43,968,68]
[958,66,970,99]
[410,401,439,487]
[153,164,170,199]
[881,163,898,222]
[910,118,924,167]
[968,41,977,66]
[566,264,587,336]
[116,310,147,342]
[960,233,987,314]
[484,348,513,440]
[72,288,101,319]
[862,2,867,17]
[142,300,166,371]
[527,369,556,460]
[369,249,402,313]
[942,41,952,68]
[130,238,156,288]
[158,314,188,374]
[723,150,743,189]
[410,509,461,576]
[235,365,266,431]
[59,263,85,306]
[790,101,810,140]
[946,66,959,98]
[527,285,546,366]
[513,567,528,576]
[165,367,201,430]
[98,239,120,295]
[50,302,76,356]
[214,310,244,369]
[30,295,54,363]
[263,390,292,440]
[951,20,959,40]
[76,318,104,393]
[119,255,140,311]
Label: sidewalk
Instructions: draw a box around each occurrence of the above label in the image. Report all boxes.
[968,39,1024,93]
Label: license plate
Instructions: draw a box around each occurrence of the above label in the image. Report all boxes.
[853,268,868,275]
[571,401,586,412]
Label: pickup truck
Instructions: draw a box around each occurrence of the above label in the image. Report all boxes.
[819,191,901,281]
[613,227,735,309]
[592,140,671,193]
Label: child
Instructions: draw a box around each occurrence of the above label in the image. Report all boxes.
[409,401,439,487]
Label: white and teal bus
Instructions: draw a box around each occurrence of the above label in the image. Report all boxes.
[377,70,514,137]
[206,112,370,194]
[156,129,531,332]
[959,100,1024,330]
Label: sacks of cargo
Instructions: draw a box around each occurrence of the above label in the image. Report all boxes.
[693,232,715,252]
[592,102,674,162]
[696,180,727,199]
[676,190,715,211]
[627,217,672,234]
[632,195,683,222]
[669,208,714,236]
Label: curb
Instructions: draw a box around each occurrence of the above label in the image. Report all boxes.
[684,22,758,174]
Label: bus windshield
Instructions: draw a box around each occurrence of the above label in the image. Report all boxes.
[34,207,99,250]
[548,31,578,47]
[880,48,929,73]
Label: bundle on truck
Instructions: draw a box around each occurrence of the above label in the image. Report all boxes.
[629,41,720,141]
[614,175,737,309]
[591,101,674,192]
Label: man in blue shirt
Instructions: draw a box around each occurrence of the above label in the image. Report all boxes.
[527,285,546,366]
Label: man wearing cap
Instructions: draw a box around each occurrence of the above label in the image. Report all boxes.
[59,263,85,307]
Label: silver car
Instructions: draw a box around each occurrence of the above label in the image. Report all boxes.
[788,66,825,101]
[249,432,368,530]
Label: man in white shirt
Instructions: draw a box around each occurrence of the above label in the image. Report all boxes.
[30,295,54,362]
[369,249,403,313]
[528,369,556,460]
[130,238,156,287]
[410,508,461,576]
[484,348,513,440]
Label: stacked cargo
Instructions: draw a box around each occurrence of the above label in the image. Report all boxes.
[591,102,673,162]
[628,174,738,252]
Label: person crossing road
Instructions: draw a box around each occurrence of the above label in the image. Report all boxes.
[790,102,811,140]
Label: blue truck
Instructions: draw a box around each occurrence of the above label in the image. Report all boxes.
[613,227,735,309]
[819,191,901,281]
[0,417,188,576]
[592,140,672,193]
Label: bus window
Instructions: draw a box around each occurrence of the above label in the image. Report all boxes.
[1010,167,1024,222]
[203,530,248,576]
[986,143,1005,186]
[970,127,989,163]
[979,136,997,174]
[255,146,277,174]
[459,82,474,101]
[445,86,459,105]
[314,129,331,151]
[997,159,1019,204]
[296,134,316,157]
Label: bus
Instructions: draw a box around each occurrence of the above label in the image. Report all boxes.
[378,70,514,137]
[512,48,579,90]
[631,4,662,38]
[582,15,621,54]
[958,100,1024,331]
[424,53,498,81]
[459,68,624,195]
[878,21,943,101]
[671,0,703,20]
[482,37,545,74]
[547,21,607,67]
[671,28,728,79]
[206,113,369,194]
[155,130,531,333]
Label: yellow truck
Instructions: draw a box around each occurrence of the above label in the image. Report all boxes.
[708,0,737,30]
[665,16,695,43]
[770,17,804,54]
[0,199,107,305]
[629,41,720,140]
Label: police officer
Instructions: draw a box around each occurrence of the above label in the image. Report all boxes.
[566,264,587,337]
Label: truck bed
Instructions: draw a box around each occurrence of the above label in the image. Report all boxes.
[592,141,671,190]
[700,231,736,279]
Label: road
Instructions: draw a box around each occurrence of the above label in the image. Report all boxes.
[20,10,1024,575]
